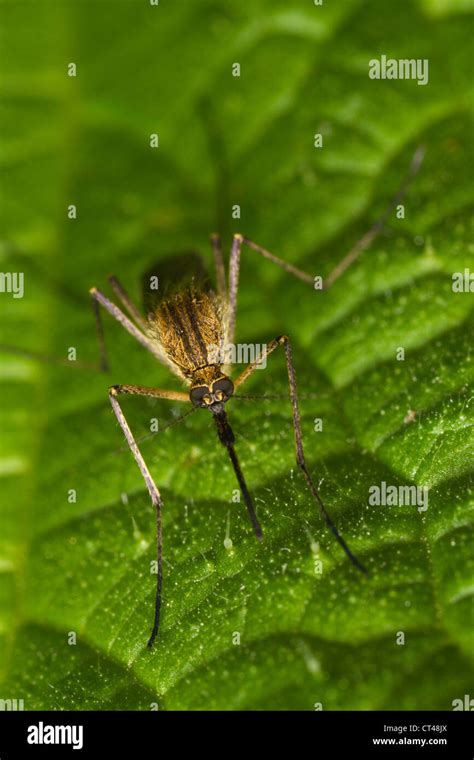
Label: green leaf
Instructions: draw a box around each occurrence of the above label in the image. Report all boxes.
[0,0,473,710]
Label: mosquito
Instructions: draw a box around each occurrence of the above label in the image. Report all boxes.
[88,144,424,649]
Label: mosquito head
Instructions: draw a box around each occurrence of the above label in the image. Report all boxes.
[189,375,234,412]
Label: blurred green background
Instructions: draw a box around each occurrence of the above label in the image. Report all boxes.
[0,0,473,710]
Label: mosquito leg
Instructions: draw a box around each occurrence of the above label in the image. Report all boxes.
[241,238,314,285]
[117,405,198,452]
[233,336,367,573]
[91,290,109,372]
[109,389,163,648]
[227,147,425,335]
[1,283,148,374]
[114,386,262,540]
[90,287,163,363]
[109,384,188,648]
[232,336,278,390]
[227,233,315,345]
[324,146,425,288]
[107,275,148,330]
[210,233,226,297]
[226,233,243,346]
[110,383,189,403]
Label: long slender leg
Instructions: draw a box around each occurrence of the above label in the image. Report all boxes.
[90,287,163,363]
[91,291,110,372]
[119,405,198,452]
[210,233,226,297]
[107,275,148,330]
[324,145,425,288]
[2,283,151,374]
[111,383,189,402]
[226,233,243,346]
[234,336,367,573]
[113,386,193,467]
[226,148,425,341]
[109,384,188,648]
[227,233,317,345]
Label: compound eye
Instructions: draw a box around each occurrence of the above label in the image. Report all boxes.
[190,386,210,406]
[212,377,234,400]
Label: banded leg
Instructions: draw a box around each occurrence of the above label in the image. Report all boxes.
[109,383,188,648]
[234,336,367,573]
